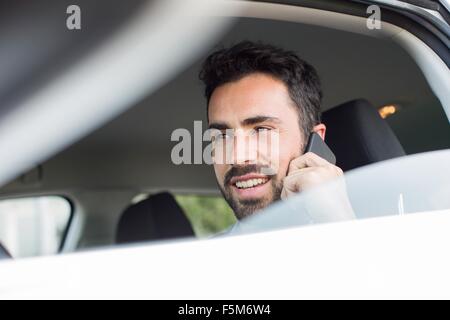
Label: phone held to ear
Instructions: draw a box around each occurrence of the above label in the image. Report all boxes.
[304,132,336,165]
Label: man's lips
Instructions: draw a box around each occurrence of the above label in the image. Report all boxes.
[229,173,270,189]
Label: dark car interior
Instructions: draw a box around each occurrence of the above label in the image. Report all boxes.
[322,99,406,172]
[116,192,195,244]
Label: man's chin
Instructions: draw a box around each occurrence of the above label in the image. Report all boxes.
[235,201,270,220]
[219,179,283,220]
[227,195,273,220]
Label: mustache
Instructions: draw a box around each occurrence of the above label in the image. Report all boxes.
[224,164,268,186]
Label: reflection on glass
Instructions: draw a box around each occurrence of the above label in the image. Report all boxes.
[228,150,450,235]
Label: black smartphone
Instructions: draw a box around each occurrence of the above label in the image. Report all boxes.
[304,132,336,165]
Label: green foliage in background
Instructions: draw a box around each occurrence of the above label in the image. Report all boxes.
[176,195,236,238]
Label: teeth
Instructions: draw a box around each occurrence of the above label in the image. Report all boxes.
[235,178,268,189]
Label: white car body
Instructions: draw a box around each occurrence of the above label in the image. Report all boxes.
[1,209,450,299]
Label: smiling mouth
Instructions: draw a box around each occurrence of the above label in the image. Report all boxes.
[232,176,270,189]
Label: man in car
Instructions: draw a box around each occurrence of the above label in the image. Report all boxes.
[199,41,353,222]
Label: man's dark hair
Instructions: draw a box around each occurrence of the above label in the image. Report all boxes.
[199,41,323,138]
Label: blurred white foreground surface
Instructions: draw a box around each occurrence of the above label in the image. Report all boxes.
[1,209,450,300]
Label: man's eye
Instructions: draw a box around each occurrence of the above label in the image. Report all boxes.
[217,132,232,140]
[255,127,271,133]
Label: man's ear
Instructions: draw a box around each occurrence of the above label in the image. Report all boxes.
[313,123,326,140]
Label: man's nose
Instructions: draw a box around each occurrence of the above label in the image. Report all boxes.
[233,132,258,165]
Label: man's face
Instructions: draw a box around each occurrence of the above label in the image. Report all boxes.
[208,73,305,220]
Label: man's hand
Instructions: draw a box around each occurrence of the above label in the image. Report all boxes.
[281,152,355,222]
[281,152,344,200]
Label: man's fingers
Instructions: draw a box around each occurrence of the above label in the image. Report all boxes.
[288,152,332,172]
[282,165,344,195]
[282,167,316,193]
[282,152,345,200]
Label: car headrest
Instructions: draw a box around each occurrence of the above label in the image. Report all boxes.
[322,99,405,171]
[116,192,195,244]
[0,242,12,260]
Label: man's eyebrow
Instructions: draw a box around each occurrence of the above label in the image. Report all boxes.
[242,116,281,126]
[208,122,230,130]
[208,116,281,130]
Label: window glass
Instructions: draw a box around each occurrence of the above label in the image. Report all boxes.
[175,194,236,237]
[229,150,450,236]
[0,196,72,258]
